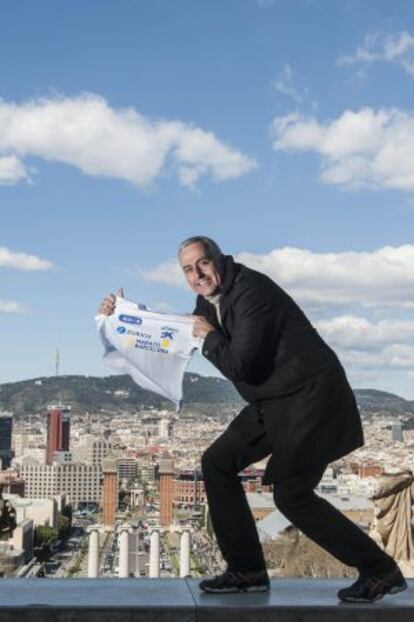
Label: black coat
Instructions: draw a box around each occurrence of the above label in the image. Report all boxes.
[194,255,364,483]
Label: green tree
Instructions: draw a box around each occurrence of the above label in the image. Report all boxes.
[58,513,70,538]
[61,504,73,523]
[35,524,58,546]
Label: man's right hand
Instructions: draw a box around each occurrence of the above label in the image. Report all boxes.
[98,287,124,316]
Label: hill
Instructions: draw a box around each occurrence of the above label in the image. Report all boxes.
[0,373,243,416]
[353,388,414,416]
[0,375,412,417]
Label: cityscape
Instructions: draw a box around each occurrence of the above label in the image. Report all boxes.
[0,372,413,580]
[1,0,414,613]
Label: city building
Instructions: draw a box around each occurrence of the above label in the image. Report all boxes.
[257,494,373,543]
[11,519,33,563]
[315,466,338,493]
[117,457,138,482]
[246,492,276,521]
[140,460,158,483]
[0,471,25,497]
[21,463,101,507]
[7,495,58,529]
[158,418,173,439]
[0,412,13,469]
[350,463,383,478]
[12,433,30,459]
[45,404,71,465]
[173,468,271,506]
[102,455,118,528]
[91,438,112,466]
[52,451,72,464]
[174,472,207,506]
[0,542,25,577]
[392,422,404,442]
[159,454,174,526]
[70,434,111,465]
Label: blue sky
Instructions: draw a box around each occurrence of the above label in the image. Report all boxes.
[2,0,414,398]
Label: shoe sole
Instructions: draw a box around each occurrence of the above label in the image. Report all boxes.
[338,582,408,603]
[200,584,270,594]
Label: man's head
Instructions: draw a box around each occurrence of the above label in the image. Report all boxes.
[178,236,223,297]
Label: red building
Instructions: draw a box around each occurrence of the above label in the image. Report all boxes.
[174,478,207,505]
[173,468,272,507]
[102,455,118,528]
[350,462,383,478]
[159,454,174,526]
[45,405,71,465]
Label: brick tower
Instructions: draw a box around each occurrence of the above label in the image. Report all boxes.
[159,453,174,526]
[46,404,71,465]
[102,454,118,528]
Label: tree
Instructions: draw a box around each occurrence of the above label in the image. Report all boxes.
[58,514,70,538]
[35,524,58,546]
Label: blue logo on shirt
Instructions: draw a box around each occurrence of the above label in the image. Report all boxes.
[161,330,174,340]
[119,314,142,325]
[117,326,126,334]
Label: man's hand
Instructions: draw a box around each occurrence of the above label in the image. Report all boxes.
[98,287,125,316]
[192,315,215,339]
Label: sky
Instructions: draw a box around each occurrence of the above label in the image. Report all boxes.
[1,0,414,399]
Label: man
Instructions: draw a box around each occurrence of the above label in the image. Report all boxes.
[99,237,406,602]
[178,236,406,602]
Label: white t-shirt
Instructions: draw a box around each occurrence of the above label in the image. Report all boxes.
[96,297,202,411]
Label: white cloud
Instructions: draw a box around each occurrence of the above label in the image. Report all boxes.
[140,260,186,288]
[236,245,414,309]
[0,93,257,188]
[142,244,414,310]
[0,300,28,314]
[273,64,302,104]
[315,315,414,349]
[0,155,30,185]
[338,31,414,77]
[313,314,414,379]
[0,248,50,318]
[0,247,53,271]
[271,107,414,191]
[340,344,414,370]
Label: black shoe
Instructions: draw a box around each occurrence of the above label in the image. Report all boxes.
[338,565,408,603]
[199,569,270,594]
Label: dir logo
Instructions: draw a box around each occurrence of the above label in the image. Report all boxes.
[119,314,143,325]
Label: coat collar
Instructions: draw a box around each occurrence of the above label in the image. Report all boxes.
[211,255,242,332]
[218,255,242,296]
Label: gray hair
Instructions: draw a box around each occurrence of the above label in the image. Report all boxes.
[178,236,223,263]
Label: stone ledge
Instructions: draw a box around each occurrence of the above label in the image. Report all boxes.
[0,578,412,622]
[0,578,195,622]
[187,578,414,622]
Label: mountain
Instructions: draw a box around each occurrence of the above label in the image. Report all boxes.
[352,389,414,416]
[0,375,412,417]
[0,373,243,416]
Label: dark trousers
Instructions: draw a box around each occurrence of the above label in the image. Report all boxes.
[201,420,395,575]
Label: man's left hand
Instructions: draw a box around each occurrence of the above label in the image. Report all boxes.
[192,315,215,339]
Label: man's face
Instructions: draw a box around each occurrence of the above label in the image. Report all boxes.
[179,242,222,297]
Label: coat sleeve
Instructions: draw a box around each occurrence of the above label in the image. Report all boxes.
[201,285,283,383]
